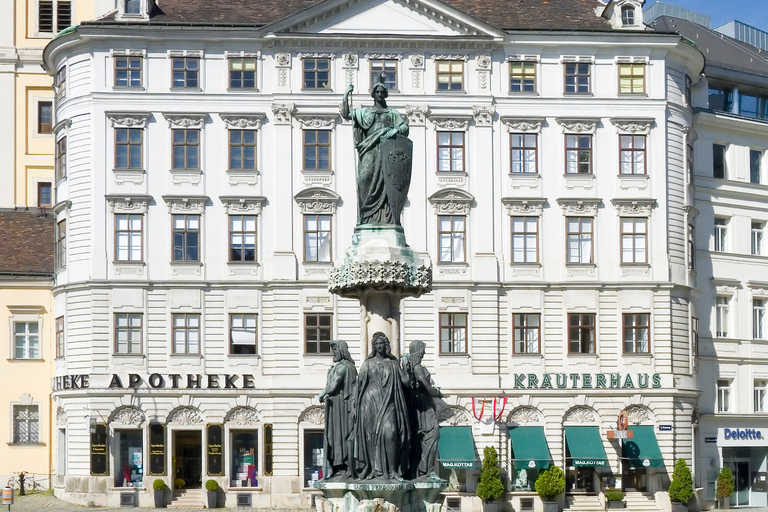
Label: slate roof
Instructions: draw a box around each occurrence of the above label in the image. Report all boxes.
[92,0,613,31]
[0,211,55,275]
[652,16,768,79]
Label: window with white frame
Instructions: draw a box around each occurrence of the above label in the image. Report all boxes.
[717,379,731,413]
[115,214,143,262]
[438,215,466,263]
[754,298,765,340]
[623,313,650,353]
[714,218,728,252]
[511,217,538,263]
[510,133,537,173]
[439,312,467,353]
[755,379,767,413]
[13,405,40,444]
[55,66,66,98]
[303,214,332,263]
[621,6,635,26]
[716,296,730,338]
[513,313,540,354]
[55,136,67,181]
[172,313,200,354]
[56,219,66,270]
[38,0,71,34]
[55,316,64,358]
[114,313,142,354]
[13,321,40,359]
[230,313,257,355]
[124,0,141,14]
[620,217,647,264]
[753,222,764,256]
[566,217,593,264]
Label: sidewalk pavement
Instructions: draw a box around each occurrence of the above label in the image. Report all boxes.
[5,491,308,512]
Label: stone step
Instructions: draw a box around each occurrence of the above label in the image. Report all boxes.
[567,494,604,511]
[168,489,203,509]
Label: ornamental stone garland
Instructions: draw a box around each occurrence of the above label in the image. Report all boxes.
[328,260,432,297]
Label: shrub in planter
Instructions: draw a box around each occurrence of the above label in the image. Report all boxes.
[716,467,734,509]
[668,459,694,511]
[152,480,167,508]
[174,478,186,489]
[205,480,220,508]
[476,446,505,512]
[605,489,625,509]
[535,465,566,512]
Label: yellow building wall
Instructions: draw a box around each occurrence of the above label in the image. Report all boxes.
[0,284,55,482]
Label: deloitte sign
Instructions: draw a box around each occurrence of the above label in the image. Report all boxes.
[717,428,768,447]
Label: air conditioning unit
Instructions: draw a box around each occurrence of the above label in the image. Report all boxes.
[237,493,252,507]
[119,491,136,507]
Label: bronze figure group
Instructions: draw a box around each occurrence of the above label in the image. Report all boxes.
[318,334,442,482]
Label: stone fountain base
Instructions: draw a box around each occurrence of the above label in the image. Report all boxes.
[315,479,446,512]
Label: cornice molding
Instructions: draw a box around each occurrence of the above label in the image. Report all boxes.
[501,197,546,216]
[220,114,266,129]
[556,118,599,134]
[105,194,152,214]
[294,115,338,129]
[428,188,475,214]
[556,198,601,216]
[502,117,544,133]
[610,118,654,135]
[294,187,341,214]
[219,196,267,214]
[107,112,151,129]
[610,198,656,216]
[162,195,209,214]
[164,113,207,129]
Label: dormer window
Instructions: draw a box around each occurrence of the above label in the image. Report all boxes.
[621,6,635,26]
[125,0,140,14]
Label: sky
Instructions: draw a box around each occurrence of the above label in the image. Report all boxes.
[644,0,768,32]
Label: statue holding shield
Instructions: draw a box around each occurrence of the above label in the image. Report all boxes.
[341,76,412,226]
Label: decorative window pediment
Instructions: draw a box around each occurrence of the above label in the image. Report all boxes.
[107,112,151,129]
[167,406,204,425]
[610,118,653,135]
[109,406,146,426]
[294,115,338,129]
[168,50,203,59]
[507,406,544,426]
[556,198,601,216]
[162,195,209,214]
[748,281,768,298]
[220,114,265,130]
[294,187,341,214]
[428,188,475,214]
[610,198,656,216]
[501,117,544,133]
[106,194,152,214]
[299,406,325,426]
[220,196,267,214]
[429,116,470,131]
[297,52,336,60]
[164,113,207,129]
[501,197,545,216]
[225,406,261,426]
[711,278,740,296]
[431,54,470,62]
[437,406,472,426]
[563,406,597,424]
[556,118,599,134]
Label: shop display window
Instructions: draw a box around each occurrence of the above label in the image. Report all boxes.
[115,430,143,487]
[303,430,325,488]
[512,467,539,491]
[231,431,258,487]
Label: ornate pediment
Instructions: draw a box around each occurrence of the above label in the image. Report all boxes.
[294,115,338,129]
[501,197,545,216]
[507,406,543,425]
[428,188,475,215]
[625,405,652,425]
[438,406,472,426]
[106,194,152,214]
[299,406,325,426]
[501,117,544,133]
[162,195,209,214]
[107,112,151,129]
[164,113,207,129]
[167,407,204,426]
[610,118,653,135]
[610,198,656,216]
[556,198,601,216]
[225,407,261,426]
[429,116,470,131]
[564,406,597,424]
[294,187,342,214]
[220,114,266,130]
[220,196,267,215]
[110,406,146,426]
[556,118,599,134]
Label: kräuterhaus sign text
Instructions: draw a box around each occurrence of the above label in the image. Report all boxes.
[512,373,661,389]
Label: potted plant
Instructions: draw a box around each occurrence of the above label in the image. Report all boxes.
[476,446,506,512]
[205,479,220,509]
[152,479,167,508]
[605,489,625,509]
[535,465,565,512]
[174,478,186,490]
[716,467,734,510]
[668,459,695,512]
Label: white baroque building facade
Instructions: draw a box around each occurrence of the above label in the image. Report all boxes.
[44,0,704,508]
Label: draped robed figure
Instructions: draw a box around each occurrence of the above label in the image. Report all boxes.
[353,332,411,479]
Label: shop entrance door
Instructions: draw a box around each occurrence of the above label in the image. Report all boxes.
[728,461,750,507]
[622,466,647,492]
[173,431,202,489]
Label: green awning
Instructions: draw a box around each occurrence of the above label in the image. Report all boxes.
[623,425,664,468]
[439,426,477,469]
[509,426,552,469]
[564,426,608,467]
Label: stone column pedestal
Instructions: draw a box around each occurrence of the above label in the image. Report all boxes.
[328,224,432,356]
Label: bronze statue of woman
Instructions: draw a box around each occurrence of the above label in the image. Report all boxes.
[341,77,410,227]
[353,332,411,480]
